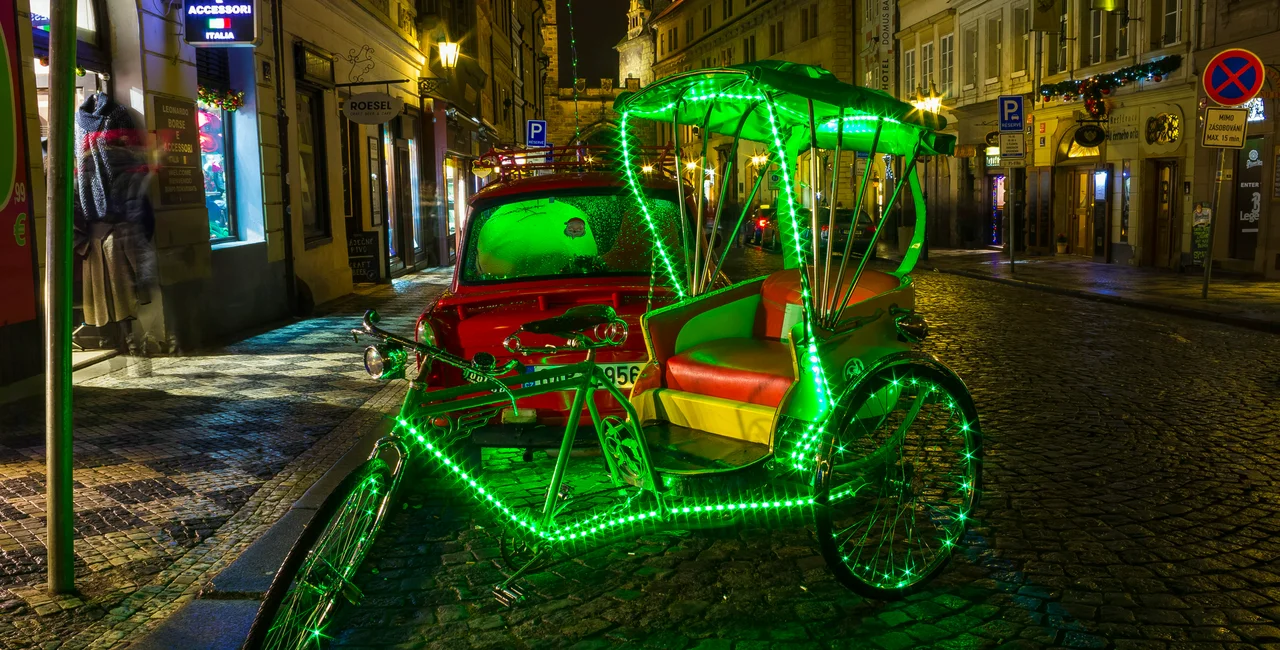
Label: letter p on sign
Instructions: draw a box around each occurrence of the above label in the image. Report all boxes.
[526,120,547,147]
[998,95,1024,132]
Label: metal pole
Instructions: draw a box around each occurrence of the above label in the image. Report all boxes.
[1202,147,1226,298]
[45,0,77,595]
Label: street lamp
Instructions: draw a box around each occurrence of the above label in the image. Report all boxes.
[438,41,460,71]
[910,84,943,262]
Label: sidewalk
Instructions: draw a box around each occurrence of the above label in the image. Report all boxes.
[0,270,450,649]
[918,248,1280,332]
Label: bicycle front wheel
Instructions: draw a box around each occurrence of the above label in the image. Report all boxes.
[244,457,394,649]
[815,353,981,599]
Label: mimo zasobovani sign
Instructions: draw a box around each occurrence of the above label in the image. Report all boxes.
[184,0,259,47]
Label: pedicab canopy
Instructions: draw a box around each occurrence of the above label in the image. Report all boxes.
[614,61,956,158]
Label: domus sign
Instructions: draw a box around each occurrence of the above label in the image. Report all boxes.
[344,93,404,125]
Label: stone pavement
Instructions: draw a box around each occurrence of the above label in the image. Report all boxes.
[324,270,1280,650]
[920,249,1280,332]
[0,269,452,649]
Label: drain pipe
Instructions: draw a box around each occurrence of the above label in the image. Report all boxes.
[271,0,297,314]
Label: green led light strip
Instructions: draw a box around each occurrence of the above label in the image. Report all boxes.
[756,95,835,469]
[396,418,816,546]
[619,111,688,300]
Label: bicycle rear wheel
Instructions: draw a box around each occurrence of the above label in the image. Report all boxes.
[244,458,394,649]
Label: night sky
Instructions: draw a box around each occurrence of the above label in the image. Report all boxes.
[557,0,625,88]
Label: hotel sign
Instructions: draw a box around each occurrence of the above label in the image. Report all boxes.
[184,0,259,47]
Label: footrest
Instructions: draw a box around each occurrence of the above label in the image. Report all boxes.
[493,583,524,607]
[642,421,771,475]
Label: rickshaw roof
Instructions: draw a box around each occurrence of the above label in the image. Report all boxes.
[616,61,956,157]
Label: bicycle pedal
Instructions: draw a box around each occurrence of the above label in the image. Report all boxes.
[492,583,524,607]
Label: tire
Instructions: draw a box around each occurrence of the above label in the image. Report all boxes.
[243,458,395,649]
[814,353,982,599]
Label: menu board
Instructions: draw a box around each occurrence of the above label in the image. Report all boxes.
[0,0,36,325]
[348,230,380,283]
[153,95,205,206]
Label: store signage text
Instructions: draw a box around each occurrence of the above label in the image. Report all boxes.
[344,92,404,124]
[877,0,894,93]
[184,0,259,47]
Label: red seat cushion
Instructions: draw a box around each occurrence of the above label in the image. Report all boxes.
[664,338,795,407]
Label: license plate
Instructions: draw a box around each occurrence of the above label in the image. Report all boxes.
[526,363,643,389]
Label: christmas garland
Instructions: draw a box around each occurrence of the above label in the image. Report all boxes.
[197,85,246,112]
[1038,55,1182,118]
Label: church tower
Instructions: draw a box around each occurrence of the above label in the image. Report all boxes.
[616,0,662,89]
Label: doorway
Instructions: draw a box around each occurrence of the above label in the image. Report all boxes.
[1068,170,1093,256]
[1144,160,1178,268]
[987,174,1005,247]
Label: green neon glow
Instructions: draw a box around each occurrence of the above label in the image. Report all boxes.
[618,111,688,300]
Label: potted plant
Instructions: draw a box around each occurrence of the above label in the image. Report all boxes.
[1055,233,1068,254]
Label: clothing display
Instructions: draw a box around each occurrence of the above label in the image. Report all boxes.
[74,92,157,327]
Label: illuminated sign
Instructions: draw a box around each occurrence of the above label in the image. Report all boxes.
[184,0,259,47]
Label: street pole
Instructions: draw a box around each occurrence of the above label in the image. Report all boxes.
[45,0,77,595]
[1008,164,1016,275]
[1202,147,1226,298]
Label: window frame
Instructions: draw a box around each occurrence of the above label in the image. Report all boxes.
[296,85,332,243]
[903,47,916,97]
[920,41,934,93]
[1013,5,1029,75]
[963,24,979,88]
[1161,0,1182,46]
[985,15,1002,83]
[940,32,954,97]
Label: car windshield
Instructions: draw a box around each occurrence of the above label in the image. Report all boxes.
[462,188,683,283]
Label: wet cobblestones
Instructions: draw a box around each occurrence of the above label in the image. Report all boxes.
[0,271,452,648]
[325,265,1280,650]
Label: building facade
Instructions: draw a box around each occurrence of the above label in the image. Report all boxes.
[1193,0,1279,278]
[647,0,860,222]
[1,0,545,399]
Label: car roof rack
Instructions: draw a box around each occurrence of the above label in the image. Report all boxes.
[473,144,676,182]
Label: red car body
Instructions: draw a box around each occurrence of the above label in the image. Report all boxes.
[414,171,681,443]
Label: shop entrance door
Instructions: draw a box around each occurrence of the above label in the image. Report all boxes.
[1069,170,1093,255]
[394,141,413,273]
[987,174,1005,247]
[1145,161,1178,268]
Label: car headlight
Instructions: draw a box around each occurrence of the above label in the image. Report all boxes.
[364,344,407,380]
[416,319,438,348]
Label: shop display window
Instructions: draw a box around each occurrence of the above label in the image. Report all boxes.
[198,106,235,240]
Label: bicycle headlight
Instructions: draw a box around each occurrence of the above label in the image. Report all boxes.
[363,344,407,380]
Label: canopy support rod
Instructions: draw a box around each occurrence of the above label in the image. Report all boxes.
[806,100,822,317]
[692,100,717,293]
[670,89,693,285]
[709,151,774,287]
[700,104,757,293]
[820,110,844,321]
[832,141,922,326]
[826,119,883,328]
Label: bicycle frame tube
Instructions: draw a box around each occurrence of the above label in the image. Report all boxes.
[540,349,597,527]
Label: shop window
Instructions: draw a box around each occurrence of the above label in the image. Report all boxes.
[296,89,330,241]
[409,138,423,253]
[1120,161,1130,243]
[197,48,235,241]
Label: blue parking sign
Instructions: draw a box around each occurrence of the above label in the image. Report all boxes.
[526,120,547,147]
[998,95,1023,133]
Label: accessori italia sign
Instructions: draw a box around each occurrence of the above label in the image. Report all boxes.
[184,0,259,47]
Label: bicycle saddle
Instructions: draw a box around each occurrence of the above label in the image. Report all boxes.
[520,304,618,336]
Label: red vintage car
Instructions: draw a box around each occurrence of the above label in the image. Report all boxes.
[414,148,686,450]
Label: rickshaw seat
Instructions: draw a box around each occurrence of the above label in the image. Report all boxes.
[665,338,794,408]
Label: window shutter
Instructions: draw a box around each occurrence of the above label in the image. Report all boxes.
[196,48,232,93]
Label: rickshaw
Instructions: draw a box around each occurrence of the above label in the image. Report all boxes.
[245,61,980,649]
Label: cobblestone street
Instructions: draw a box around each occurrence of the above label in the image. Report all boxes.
[323,252,1280,650]
[0,271,452,648]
